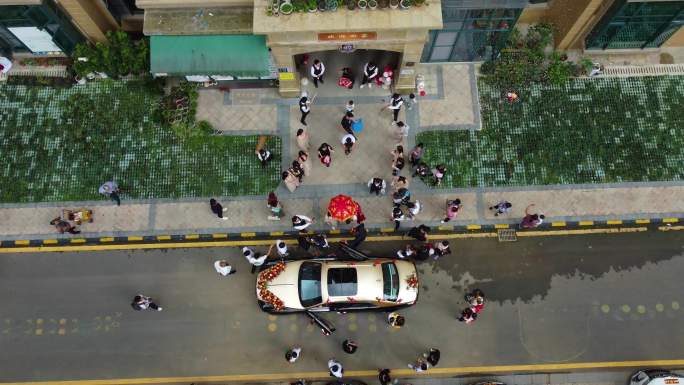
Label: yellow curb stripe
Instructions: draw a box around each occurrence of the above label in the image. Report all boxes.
[328,229,341,234]
[494,224,509,229]
[606,220,623,225]
[127,236,143,241]
[579,221,594,226]
[658,225,684,232]
[42,239,58,245]
[212,233,228,239]
[240,232,256,238]
[70,239,86,244]
[438,225,454,231]
[551,221,566,227]
[270,231,285,236]
[185,234,199,240]
[380,228,395,233]
[635,219,651,224]
[14,240,30,246]
[100,237,114,242]
[466,224,481,230]
[4,359,684,385]
[156,235,171,241]
[517,227,647,237]
[663,218,679,223]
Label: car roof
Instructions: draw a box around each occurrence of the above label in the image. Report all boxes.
[322,260,384,303]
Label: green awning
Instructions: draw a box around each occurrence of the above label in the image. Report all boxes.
[150,35,270,77]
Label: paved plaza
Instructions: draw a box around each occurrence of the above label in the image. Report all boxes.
[1,63,684,240]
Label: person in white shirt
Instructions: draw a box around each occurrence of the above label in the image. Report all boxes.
[397,244,417,259]
[310,59,325,88]
[360,61,378,88]
[394,121,409,144]
[214,260,235,276]
[341,134,356,155]
[286,346,302,363]
[243,247,267,273]
[345,100,354,113]
[385,93,403,123]
[299,94,311,126]
[407,200,421,219]
[0,56,13,74]
[408,358,429,372]
[292,215,313,231]
[328,359,344,378]
[275,240,288,258]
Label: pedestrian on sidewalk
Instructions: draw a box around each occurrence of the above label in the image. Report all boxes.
[393,121,409,144]
[209,198,228,221]
[282,170,300,193]
[432,164,447,186]
[256,148,273,167]
[50,218,81,234]
[392,188,411,206]
[242,246,267,273]
[299,93,311,126]
[345,100,355,113]
[342,339,358,354]
[392,206,407,231]
[214,260,235,276]
[360,61,379,88]
[409,143,424,167]
[390,145,404,166]
[458,307,477,324]
[424,348,441,367]
[408,357,429,372]
[520,204,545,229]
[328,358,344,378]
[297,151,312,177]
[379,369,394,385]
[407,93,417,110]
[341,111,356,136]
[318,143,334,167]
[407,224,430,242]
[397,243,417,259]
[391,175,409,191]
[489,200,512,216]
[274,240,289,258]
[285,347,302,363]
[466,288,485,314]
[383,93,403,123]
[406,200,421,219]
[296,128,310,151]
[441,198,462,223]
[289,160,304,183]
[292,214,313,231]
[99,180,121,206]
[368,177,386,195]
[310,59,325,88]
[387,312,405,329]
[434,240,451,259]
[341,133,356,156]
[267,192,284,220]
[413,162,429,178]
[131,294,162,311]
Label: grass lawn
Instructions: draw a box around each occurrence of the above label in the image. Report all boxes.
[0,81,281,203]
[417,75,684,188]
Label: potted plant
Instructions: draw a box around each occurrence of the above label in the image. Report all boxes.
[412,0,424,6]
[272,0,280,14]
[293,0,306,12]
[280,0,294,14]
[378,0,389,8]
[307,0,317,11]
[389,0,399,8]
[399,0,411,9]
[346,0,356,10]
[368,0,378,9]
[318,0,326,11]
[357,0,367,9]
[327,0,338,11]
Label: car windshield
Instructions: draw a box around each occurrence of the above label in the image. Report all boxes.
[298,262,322,307]
[327,268,358,296]
[382,262,399,301]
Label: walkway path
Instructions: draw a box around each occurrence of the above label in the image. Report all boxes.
[2,63,683,240]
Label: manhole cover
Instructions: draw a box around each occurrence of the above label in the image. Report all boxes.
[497,229,517,242]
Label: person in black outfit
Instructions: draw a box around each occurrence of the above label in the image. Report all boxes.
[210,198,228,220]
[378,369,392,385]
[347,223,367,249]
[388,93,404,122]
[310,59,325,88]
[361,61,379,88]
[407,224,430,241]
[299,95,310,125]
[342,339,358,354]
[424,348,441,367]
[341,111,355,136]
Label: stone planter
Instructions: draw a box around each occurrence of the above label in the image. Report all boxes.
[378,0,389,8]
[280,0,294,13]
[368,0,378,9]
[389,0,399,8]
[399,0,411,9]
[357,0,367,9]
[346,0,356,10]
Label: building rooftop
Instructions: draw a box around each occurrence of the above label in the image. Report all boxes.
[143,7,253,35]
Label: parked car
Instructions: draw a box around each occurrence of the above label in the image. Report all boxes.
[630,370,684,385]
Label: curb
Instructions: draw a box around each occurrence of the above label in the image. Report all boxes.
[1,217,681,251]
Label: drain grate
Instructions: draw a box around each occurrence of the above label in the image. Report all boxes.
[497,228,517,242]
[602,64,684,77]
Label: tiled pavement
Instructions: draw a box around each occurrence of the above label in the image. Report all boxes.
[2,63,684,240]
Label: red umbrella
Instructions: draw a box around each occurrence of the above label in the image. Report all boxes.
[327,194,358,222]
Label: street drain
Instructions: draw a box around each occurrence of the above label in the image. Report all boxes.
[497,229,517,242]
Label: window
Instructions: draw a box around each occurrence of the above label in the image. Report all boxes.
[298,262,322,308]
[382,262,399,301]
[327,268,358,297]
[586,0,684,50]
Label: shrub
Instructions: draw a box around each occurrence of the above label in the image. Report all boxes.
[71,31,149,79]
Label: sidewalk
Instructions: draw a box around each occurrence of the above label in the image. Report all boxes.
[2,63,684,241]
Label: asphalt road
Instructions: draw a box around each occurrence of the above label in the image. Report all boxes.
[1,230,684,382]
